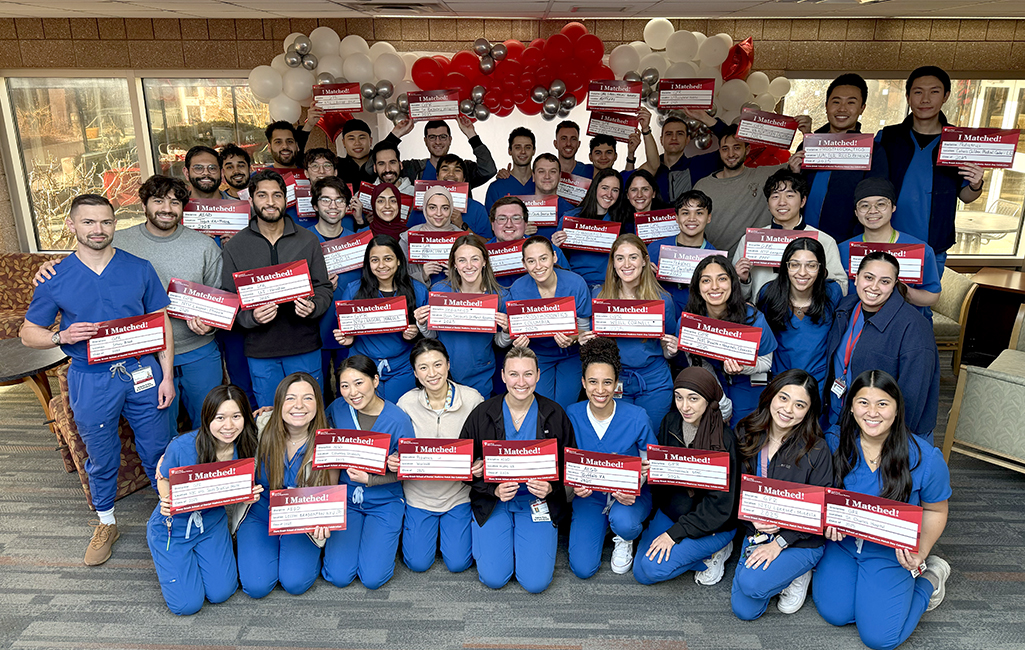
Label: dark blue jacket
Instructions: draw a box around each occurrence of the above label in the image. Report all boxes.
[823,290,939,438]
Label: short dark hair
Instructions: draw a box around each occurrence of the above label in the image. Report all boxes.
[906,66,951,95]
[532,153,559,171]
[763,168,810,201]
[304,147,336,170]
[555,120,579,136]
[312,176,351,204]
[409,338,451,389]
[508,127,535,148]
[372,142,401,165]
[139,174,189,205]
[185,145,219,169]
[827,73,868,105]
[489,195,527,222]
[721,124,741,140]
[436,153,467,178]
[663,116,687,130]
[219,143,251,167]
[248,169,286,196]
[264,120,297,142]
[424,120,450,135]
[675,189,713,213]
[589,135,616,152]
[69,193,113,218]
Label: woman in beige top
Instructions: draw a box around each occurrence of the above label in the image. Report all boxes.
[400,185,464,287]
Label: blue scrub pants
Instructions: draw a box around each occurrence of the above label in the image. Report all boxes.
[471,494,558,593]
[633,509,735,585]
[322,495,405,589]
[621,364,673,431]
[534,353,582,406]
[67,356,171,511]
[215,328,255,407]
[731,536,824,620]
[247,350,323,408]
[813,537,934,650]
[236,504,322,598]
[170,341,223,432]
[146,514,237,615]
[569,489,652,579]
[402,503,473,573]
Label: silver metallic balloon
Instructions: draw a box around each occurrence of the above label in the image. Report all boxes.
[473,38,491,57]
[293,35,312,56]
[645,94,659,109]
[657,106,669,116]
[361,82,378,99]
[541,111,556,122]
[459,98,475,115]
[396,93,409,112]
[561,95,577,110]
[548,79,566,98]
[623,70,642,83]
[376,80,394,99]
[363,97,376,112]
[531,85,548,104]
[301,54,318,71]
[641,67,660,85]
[490,43,507,61]
[694,134,713,150]
[542,96,560,115]
[479,55,495,74]
[371,95,388,112]
[471,85,487,103]
[316,72,335,85]
[557,107,571,118]
[473,103,491,121]
[656,115,667,127]
[385,103,401,120]
[641,82,653,99]
[684,117,700,129]
[284,51,302,68]
[706,103,717,118]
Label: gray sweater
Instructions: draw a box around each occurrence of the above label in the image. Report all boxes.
[697,164,784,258]
[115,222,222,355]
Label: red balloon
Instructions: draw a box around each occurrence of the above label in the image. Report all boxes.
[722,36,754,82]
[501,95,516,110]
[562,58,586,91]
[521,46,543,67]
[503,39,525,61]
[544,33,572,62]
[444,72,473,101]
[496,105,515,118]
[575,33,604,68]
[592,64,615,82]
[432,55,451,74]
[411,57,444,91]
[536,66,555,89]
[560,22,588,42]
[519,72,536,89]
[518,100,542,116]
[496,58,522,80]
[450,50,478,78]
[483,93,502,110]
[512,88,529,104]
[502,77,518,92]
[529,38,546,50]
[571,86,588,104]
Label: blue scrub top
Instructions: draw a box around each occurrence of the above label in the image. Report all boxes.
[838,231,942,321]
[589,285,677,375]
[647,237,716,314]
[559,208,616,287]
[431,279,507,386]
[489,236,568,289]
[565,400,656,457]
[831,435,952,508]
[759,281,842,394]
[508,268,592,359]
[484,176,536,214]
[150,430,234,535]
[24,249,170,371]
[803,171,831,230]
[502,397,539,442]
[340,278,429,371]
[314,226,361,351]
[326,398,412,503]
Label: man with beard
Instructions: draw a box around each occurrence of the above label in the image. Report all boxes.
[372,143,414,196]
[484,127,536,213]
[21,194,174,566]
[220,170,333,407]
[264,121,317,229]
[554,121,587,177]
[334,118,413,188]
[219,144,251,199]
[183,146,231,200]
[530,153,576,240]
[398,116,496,191]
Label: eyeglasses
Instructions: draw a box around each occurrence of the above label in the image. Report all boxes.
[317,196,348,206]
[426,134,450,143]
[308,162,335,173]
[786,261,821,272]
[190,165,219,174]
[494,215,525,225]
[856,199,892,214]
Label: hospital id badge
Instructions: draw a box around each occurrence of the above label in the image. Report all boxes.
[132,365,155,393]
[831,377,846,399]
[614,381,624,399]
[530,498,551,522]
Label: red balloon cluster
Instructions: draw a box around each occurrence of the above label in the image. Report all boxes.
[410,22,613,118]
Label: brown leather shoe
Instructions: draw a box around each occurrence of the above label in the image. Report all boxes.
[84,522,119,566]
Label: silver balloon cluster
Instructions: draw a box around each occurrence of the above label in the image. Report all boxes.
[532,80,577,122]
[285,35,319,72]
[473,38,508,75]
[633,67,663,109]
[315,72,349,85]
[360,80,406,122]
[459,85,491,121]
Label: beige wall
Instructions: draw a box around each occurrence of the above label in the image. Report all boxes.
[2,16,1024,251]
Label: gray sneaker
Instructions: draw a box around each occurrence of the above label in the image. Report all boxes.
[925,556,951,612]
[694,540,733,586]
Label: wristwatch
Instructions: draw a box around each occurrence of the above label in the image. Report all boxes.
[775,536,788,550]
[51,331,61,346]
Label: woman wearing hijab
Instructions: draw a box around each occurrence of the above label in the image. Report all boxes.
[367,182,408,240]
[400,185,464,287]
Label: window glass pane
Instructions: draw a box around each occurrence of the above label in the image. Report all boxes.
[8,77,142,251]
[142,78,271,179]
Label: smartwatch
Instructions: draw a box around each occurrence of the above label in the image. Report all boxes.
[775,536,788,550]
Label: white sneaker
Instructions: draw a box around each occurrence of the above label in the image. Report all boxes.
[694,540,733,586]
[925,556,951,612]
[777,570,812,614]
[610,535,634,574]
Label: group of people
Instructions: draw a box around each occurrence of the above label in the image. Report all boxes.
[19,64,969,650]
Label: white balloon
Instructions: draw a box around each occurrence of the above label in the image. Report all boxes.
[271,53,289,75]
[369,41,397,62]
[665,30,700,62]
[339,34,370,58]
[374,52,405,83]
[630,40,652,60]
[746,71,770,96]
[282,67,315,102]
[283,32,303,53]
[697,33,732,67]
[248,65,282,102]
[639,52,669,76]
[692,32,707,48]
[269,94,302,122]
[310,26,340,58]
[768,76,792,99]
[609,44,642,78]
[697,65,723,90]
[643,18,675,50]
[316,54,345,80]
[718,108,740,126]
[401,53,419,80]
[343,53,375,84]
[394,79,419,96]
[716,78,751,112]
[756,92,778,111]
[665,61,698,79]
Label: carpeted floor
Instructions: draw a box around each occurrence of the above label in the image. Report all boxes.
[1,353,1024,650]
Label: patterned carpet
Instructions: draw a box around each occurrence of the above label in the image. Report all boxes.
[1,353,1023,650]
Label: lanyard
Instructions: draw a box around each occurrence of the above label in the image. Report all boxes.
[843,303,864,373]
[759,447,769,478]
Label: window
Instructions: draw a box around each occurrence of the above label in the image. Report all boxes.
[7,77,144,250]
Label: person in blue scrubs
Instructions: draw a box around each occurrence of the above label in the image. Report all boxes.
[633,366,739,587]
[555,120,590,178]
[487,197,569,289]
[420,154,492,239]
[553,168,630,287]
[484,127,537,213]
[566,337,656,578]
[874,66,985,275]
[396,339,484,573]
[322,355,413,590]
[756,238,841,396]
[814,370,952,650]
[731,370,834,620]
[508,236,592,405]
[684,256,776,425]
[335,235,428,403]
[646,188,717,317]
[580,234,679,431]
[459,346,576,593]
[147,384,260,615]
[21,193,175,566]
[236,372,336,598]
[838,178,941,321]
